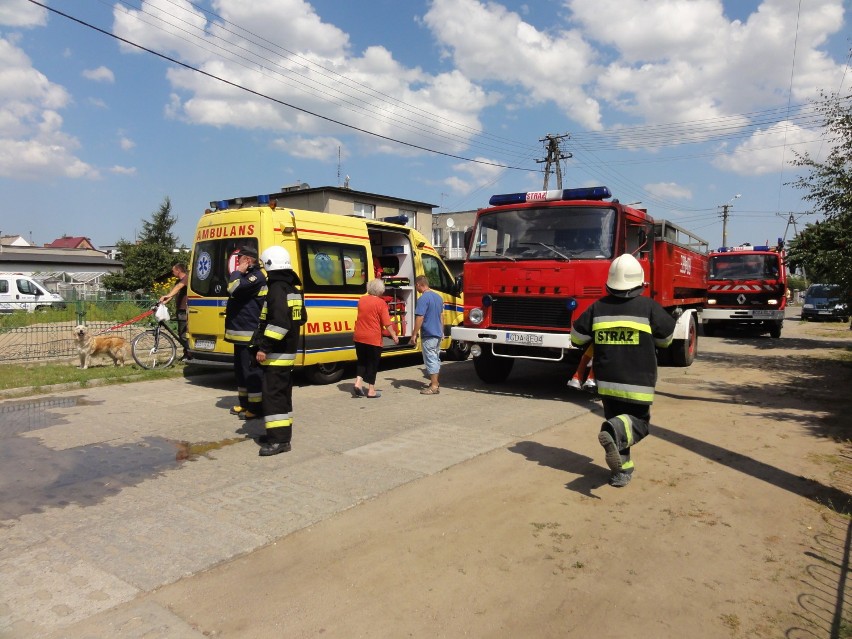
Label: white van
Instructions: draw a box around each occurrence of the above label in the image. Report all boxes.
[0,274,67,313]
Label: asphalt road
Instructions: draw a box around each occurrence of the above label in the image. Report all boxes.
[0,354,590,638]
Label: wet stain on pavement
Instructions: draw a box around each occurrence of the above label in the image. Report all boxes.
[173,437,244,461]
[0,396,247,522]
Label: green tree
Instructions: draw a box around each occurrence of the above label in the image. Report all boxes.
[104,197,185,292]
[787,89,852,302]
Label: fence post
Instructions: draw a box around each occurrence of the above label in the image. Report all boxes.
[75,299,86,325]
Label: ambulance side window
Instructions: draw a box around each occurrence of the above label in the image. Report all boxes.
[299,241,367,295]
[421,254,454,294]
[191,239,257,297]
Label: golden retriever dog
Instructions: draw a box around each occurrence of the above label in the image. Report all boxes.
[73,325,128,369]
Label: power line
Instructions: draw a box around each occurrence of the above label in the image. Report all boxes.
[31,0,538,173]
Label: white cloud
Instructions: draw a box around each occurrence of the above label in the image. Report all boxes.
[571,0,845,125]
[712,121,826,175]
[0,0,47,27]
[271,135,344,161]
[0,36,97,180]
[423,0,603,130]
[114,0,490,154]
[644,182,693,200]
[82,66,115,83]
[444,157,506,194]
[109,165,137,175]
[120,136,135,150]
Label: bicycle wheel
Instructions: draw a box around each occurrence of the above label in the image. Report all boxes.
[131,329,177,369]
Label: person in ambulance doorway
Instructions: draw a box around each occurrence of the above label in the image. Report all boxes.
[570,254,676,488]
[225,246,267,421]
[352,278,399,399]
[252,246,306,456]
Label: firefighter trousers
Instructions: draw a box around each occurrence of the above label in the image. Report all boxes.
[261,365,294,444]
[601,398,651,474]
[233,344,263,413]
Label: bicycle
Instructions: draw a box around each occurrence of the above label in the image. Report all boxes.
[131,304,182,369]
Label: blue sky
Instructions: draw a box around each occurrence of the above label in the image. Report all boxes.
[1,0,849,249]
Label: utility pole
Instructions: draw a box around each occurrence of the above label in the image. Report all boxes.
[536,134,572,190]
[719,194,741,248]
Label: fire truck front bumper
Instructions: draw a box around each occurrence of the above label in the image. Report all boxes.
[700,308,784,322]
[450,326,575,350]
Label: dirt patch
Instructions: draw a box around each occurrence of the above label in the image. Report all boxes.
[73,315,852,637]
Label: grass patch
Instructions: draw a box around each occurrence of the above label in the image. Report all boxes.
[0,361,190,394]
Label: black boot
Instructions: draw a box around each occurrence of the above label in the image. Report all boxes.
[259,441,291,456]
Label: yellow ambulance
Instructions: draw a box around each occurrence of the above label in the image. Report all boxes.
[185,195,467,383]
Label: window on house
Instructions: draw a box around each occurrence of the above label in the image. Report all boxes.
[354,202,375,219]
[449,231,464,249]
[399,209,415,227]
[432,227,443,247]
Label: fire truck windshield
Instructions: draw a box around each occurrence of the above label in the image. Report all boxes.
[709,254,781,280]
[469,206,616,261]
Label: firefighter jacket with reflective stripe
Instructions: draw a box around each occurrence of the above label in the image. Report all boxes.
[253,271,305,366]
[224,266,267,344]
[570,294,676,405]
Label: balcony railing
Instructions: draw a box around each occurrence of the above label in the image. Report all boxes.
[438,247,466,260]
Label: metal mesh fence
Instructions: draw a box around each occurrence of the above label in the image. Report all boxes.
[0,298,163,364]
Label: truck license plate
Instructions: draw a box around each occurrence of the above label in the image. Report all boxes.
[752,310,776,318]
[505,332,543,345]
[195,339,216,350]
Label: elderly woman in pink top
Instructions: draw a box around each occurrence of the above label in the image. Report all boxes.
[352,278,399,398]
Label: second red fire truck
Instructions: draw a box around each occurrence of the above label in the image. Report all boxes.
[700,242,787,338]
[450,186,710,383]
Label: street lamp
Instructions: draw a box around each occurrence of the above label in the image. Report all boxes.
[720,194,741,248]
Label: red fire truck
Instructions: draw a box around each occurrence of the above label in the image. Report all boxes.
[700,242,787,338]
[450,186,709,383]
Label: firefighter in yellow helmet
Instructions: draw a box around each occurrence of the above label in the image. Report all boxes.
[252,246,306,456]
[570,254,676,487]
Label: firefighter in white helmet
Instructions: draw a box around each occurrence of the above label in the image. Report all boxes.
[570,253,676,487]
[252,246,306,456]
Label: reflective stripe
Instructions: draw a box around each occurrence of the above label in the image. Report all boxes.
[591,317,651,333]
[616,414,634,447]
[260,352,296,366]
[227,279,240,294]
[621,459,635,470]
[225,329,254,342]
[258,286,268,297]
[237,387,247,397]
[264,323,288,339]
[654,333,674,348]
[265,412,293,429]
[597,380,655,403]
[570,329,591,347]
[259,302,268,321]
[247,392,262,404]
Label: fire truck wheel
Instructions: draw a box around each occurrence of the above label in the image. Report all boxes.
[305,362,345,385]
[473,347,514,384]
[670,314,697,367]
[768,321,782,338]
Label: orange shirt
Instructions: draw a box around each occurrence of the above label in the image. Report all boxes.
[353,294,392,346]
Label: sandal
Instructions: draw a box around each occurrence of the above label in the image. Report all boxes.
[420,386,440,395]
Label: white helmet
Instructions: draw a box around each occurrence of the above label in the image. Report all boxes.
[260,246,292,271]
[606,254,645,297]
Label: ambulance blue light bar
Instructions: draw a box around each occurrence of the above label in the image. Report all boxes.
[488,186,611,206]
[257,194,270,205]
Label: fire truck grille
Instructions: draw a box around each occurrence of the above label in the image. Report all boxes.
[491,297,572,329]
[713,292,778,306]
